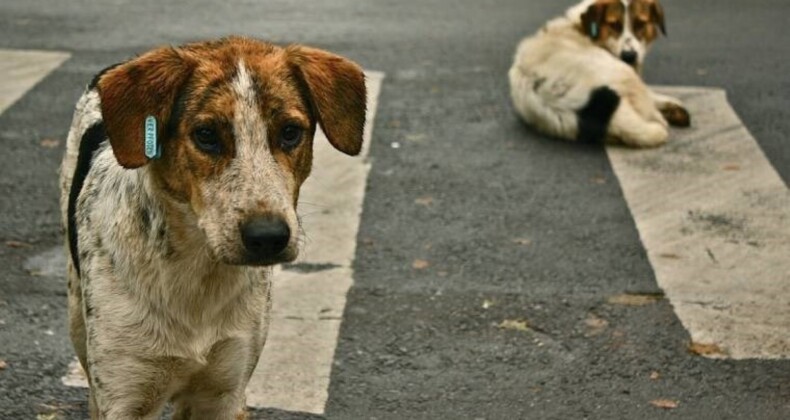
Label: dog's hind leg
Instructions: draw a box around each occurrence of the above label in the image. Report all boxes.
[608,100,669,148]
[509,67,582,141]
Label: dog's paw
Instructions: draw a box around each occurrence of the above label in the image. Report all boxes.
[661,103,691,128]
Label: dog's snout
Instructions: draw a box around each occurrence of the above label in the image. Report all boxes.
[620,50,638,66]
[241,216,290,261]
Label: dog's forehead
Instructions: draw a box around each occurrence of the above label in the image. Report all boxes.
[231,59,256,103]
[194,43,290,87]
[593,0,661,14]
[591,0,625,7]
[591,0,626,18]
[182,40,305,119]
[628,0,658,16]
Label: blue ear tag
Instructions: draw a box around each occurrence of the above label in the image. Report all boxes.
[590,22,599,38]
[144,115,161,159]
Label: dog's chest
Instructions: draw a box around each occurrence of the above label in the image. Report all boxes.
[81,211,270,363]
[127,264,269,364]
[71,133,271,363]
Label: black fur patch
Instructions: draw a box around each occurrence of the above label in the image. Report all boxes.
[68,122,107,277]
[577,86,621,143]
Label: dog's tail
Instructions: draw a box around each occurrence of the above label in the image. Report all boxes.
[576,86,620,143]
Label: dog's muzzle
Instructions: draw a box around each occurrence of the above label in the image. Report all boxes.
[240,215,291,264]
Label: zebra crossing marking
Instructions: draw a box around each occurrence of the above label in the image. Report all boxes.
[0,49,70,113]
[607,86,790,359]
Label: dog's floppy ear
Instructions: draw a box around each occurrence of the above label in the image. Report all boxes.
[288,46,367,156]
[650,1,667,36]
[580,2,608,40]
[96,47,194,168]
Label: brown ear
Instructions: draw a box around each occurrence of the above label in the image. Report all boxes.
[580,3,608,40]
[288,46,367,156]
[96,47,194,168]
[650,1,667,35]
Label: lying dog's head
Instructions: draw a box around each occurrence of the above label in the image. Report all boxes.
[574,0,666,72]
[95,37,366,266]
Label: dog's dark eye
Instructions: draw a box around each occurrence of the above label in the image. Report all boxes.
[279,124,304,151]
[192,127,222,154]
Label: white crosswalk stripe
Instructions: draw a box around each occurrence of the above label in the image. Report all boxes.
[0,49,70,114]
[608,87,790,359]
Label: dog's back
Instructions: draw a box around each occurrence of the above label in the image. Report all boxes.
[59,88,102,230]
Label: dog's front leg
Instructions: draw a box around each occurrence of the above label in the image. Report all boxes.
[172,392,248,420]
[650,90,691,127]
[172,338,254,420]
[86,352,174,420]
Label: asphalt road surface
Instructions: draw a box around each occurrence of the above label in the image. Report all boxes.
[1,0,789,419]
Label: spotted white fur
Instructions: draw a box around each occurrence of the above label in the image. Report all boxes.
[197,61,299,264]
[60,86,272,417]
[60,38,366,419]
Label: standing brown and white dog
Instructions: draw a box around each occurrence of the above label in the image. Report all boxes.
[509,0,690,147]
[59,37,366,419]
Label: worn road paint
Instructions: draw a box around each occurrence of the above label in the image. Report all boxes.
[608,87,790,359]
[0,49,70,113]
[0,48,76,384]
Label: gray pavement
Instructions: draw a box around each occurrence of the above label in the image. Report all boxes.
[1,0,789,418]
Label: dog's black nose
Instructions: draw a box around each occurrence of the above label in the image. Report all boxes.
[620,50,638,66]
[241,216,290,260]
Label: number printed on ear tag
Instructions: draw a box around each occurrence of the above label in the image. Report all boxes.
[144,115,161,159]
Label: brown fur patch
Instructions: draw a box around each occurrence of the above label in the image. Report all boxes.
[630,0,666,43]
[97,48,195,168]
[149,55,239,209]
[580,0,626,44]
[287,46,367,156]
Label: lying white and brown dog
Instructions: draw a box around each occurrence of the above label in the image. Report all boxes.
[509,0,690,147]
[60,37,366,419]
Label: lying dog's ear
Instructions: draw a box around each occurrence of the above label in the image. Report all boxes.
[581,3,608,40]
[650,1,667,36]
[96,47,194,168]
[288,46,367,156]
[581,1,627,40]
